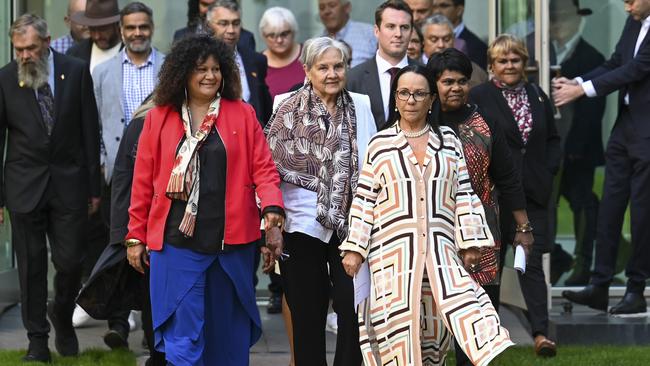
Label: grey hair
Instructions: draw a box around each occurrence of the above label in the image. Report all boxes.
[206,0,240,21]
[9,13,49,39]
[420,14,453,35]
[300,36,350,70]
[259,7,298,35]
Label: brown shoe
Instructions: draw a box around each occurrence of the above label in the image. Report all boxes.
[534,335,557,357]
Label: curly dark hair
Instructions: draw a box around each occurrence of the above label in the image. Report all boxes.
[154,34,241,109]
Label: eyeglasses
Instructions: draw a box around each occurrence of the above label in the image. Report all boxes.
[396,89,431,102]
[264,30,292,40]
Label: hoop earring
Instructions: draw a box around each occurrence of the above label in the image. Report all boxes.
[184,87,188,102]
[218,80,225,97]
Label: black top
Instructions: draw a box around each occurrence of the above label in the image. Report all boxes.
[164,127,228,253]
[438,103,526,212]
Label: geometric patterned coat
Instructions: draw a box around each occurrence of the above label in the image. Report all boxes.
[340,124,514,366]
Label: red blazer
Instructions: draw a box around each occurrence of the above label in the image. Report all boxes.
[126,99,283,250]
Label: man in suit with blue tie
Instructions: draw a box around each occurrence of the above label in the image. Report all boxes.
[554,0,650,315]
[205,0,272,125]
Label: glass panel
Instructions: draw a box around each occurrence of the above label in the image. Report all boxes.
[547,0,630,287]
[0,1,12,272]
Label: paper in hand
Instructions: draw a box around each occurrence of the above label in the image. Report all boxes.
[514,245,526,274]
[354,260,370,307]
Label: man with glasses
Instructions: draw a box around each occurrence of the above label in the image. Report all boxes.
[432,0,488,70]
[206,0,272,124]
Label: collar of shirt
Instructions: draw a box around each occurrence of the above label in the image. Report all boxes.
[122,48,155,68]
[454,22,465,39]
[375,51,409,74]
[47,48,55,96]
[323,19,351,39]
[553,20,584,64]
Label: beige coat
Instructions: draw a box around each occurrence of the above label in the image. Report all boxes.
[340,124,513,366]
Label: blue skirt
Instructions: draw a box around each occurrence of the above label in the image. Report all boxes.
[149,243,261,366]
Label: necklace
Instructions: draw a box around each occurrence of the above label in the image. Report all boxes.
[401,124,430,138]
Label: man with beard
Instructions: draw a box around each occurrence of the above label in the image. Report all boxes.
[0,14,100,362]
[67,0,122,73]
[347,0,419,129]
[51,0,90,54]
[84,2,164,349]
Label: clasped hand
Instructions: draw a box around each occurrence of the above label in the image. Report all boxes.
[459,247,482,273]
[261,225,283,273]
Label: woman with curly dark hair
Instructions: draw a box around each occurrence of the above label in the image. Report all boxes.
[125,34,285,365]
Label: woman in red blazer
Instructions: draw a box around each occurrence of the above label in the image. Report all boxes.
[125,35,284,366]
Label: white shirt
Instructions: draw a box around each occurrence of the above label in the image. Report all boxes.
[579,15,650,103]
[272,92,377,243]
[375,51,409,121]
[454,22,465,39]
[553,19,585,65]
[90,42,121,74]
[235,51,251,102]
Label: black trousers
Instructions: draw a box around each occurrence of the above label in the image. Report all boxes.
[592,109,650,294]
[559,158,599,271]
[10,185,85,341]
[142,265,166,366]
[279,232,361,366]
[84,182,129,332]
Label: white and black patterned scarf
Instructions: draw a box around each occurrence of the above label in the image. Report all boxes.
[265,84,358,239]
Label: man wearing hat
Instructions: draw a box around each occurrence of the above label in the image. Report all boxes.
[555,0,650,314]
[548,0,606,286]
[67,0,122,73]
[66,0,132,347]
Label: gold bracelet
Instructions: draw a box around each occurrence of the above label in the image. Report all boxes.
[124,239,143,248]
[515,222,533,233]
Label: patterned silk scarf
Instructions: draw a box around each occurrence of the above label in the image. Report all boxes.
[492,78,533,144]
[265,84,358,239]
[165,98,221,237]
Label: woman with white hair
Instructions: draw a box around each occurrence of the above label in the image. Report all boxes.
[259,6,305,99]
[265,36,376,366]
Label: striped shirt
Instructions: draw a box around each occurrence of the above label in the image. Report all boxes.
[122,49,158,124]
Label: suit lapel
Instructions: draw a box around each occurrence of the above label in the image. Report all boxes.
[11,61,49,134]
[53,52,65,125]
[365,60,384,125]
[526,83,544,142]
[487,82,523,145]
[238,46,259,107]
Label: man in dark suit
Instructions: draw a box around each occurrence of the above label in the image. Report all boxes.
[347,0,418,129]
[554,0,650,314]
[0,14,101,362]
[548,0,606,286]
[206,0,272,124]
[173,0,256,50]
[432,0,487,70]
[66,0,122,73]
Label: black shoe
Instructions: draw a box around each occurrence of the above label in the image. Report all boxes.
[562,284,608,312]
[609,292,647,315]
[103,326,129,350]
[564,269,591,286]
[267,293,282,314]
[47,303,78,357]
[22,338,51,363]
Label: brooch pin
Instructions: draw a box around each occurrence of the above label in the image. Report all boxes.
[19,81,25,88]
[251,72,257,77]
[60,74,65,80]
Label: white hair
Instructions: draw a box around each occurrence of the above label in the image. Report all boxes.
[300,36,349,69]
[259,7,298,35]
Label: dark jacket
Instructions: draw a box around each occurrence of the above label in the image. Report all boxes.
[458,26,488,70]
[469,81,562,208]
[75,113,146,319]
[0,50,101,212]
[346,56,421,129]
[581,16,650,137]
[238,45,273,125]
[559,38,606,166]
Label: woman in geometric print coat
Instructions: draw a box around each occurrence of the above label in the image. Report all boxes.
[341,64,514,366]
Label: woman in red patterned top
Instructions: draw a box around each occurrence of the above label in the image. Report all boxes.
[427,48,534,365]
